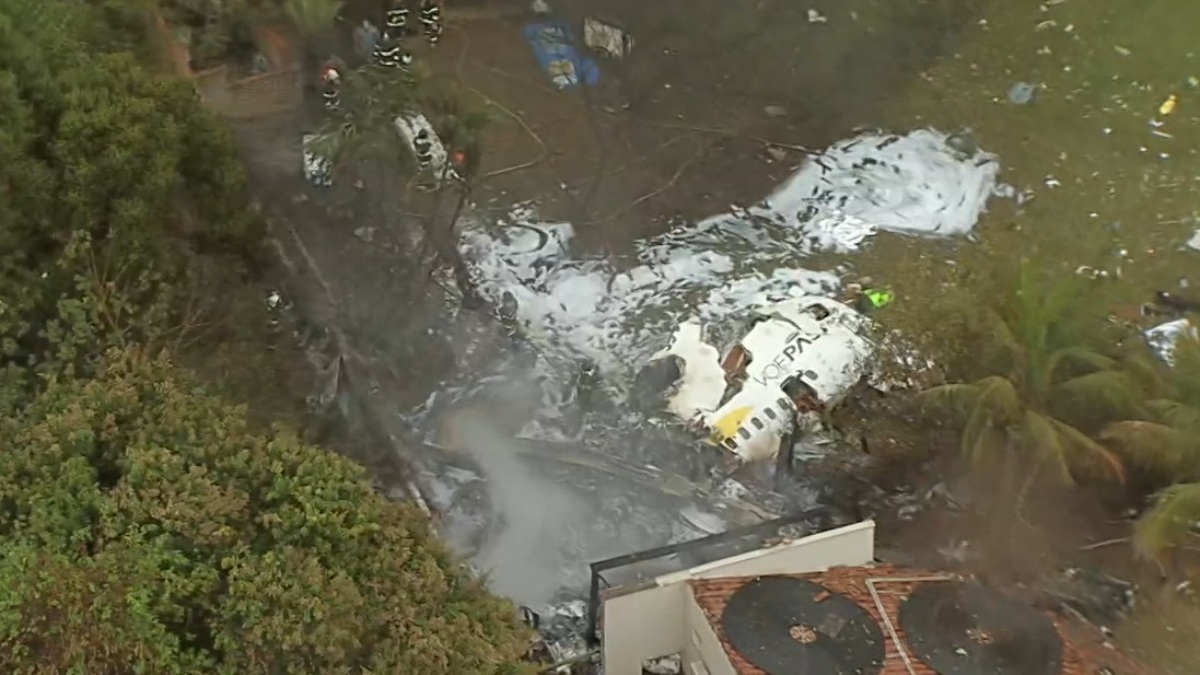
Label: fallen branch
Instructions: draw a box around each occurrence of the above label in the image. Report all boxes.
[600,141,706,223]
[1080,537,1131,551]
[622,114,822,156]
[449,25,548,179]
[602,134,688,178]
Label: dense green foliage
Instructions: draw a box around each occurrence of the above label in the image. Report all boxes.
[0,0,530,671]
[0,352,528,673]
[1104,337,1200,557]
[920,267,1133,484]
[925,262,1200,560]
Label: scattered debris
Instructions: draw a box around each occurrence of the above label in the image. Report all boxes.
[643,654,682,674]
[1144,317,1197,365]
[302,133,333,187]
[763,104,788,118]
[807,9,827,24]
[1008,81,1038,105]
[1042,567,1137,627]
[1158,94,1178,116]
[535,599,592,667]
[1075,265,1117,280]
[583,17,633,59]
[764,145,788,162]
[936,539,973,564]
[524,20,601,89]
[1186,229,1200,251]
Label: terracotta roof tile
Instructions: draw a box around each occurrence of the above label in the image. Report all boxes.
[688,564,1154,675]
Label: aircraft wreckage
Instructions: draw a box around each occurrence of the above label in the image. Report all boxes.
[407,281,900,535]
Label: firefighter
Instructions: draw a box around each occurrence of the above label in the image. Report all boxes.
[495,291,524,341]
[372,35,412,69]
[321,67,341,111]
[843,278,894,314]
[420,0,443,47]
[573,358,601,411]
[412,129,434,170]
[385,0,409,36]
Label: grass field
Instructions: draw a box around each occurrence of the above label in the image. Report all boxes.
[846,0,1200,372]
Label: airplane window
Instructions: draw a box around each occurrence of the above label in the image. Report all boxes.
[738,427,751,440]
[805,304,831,320]
[782,376,814,398]
[763,408,777,420]
[751,417,764,430]
[777,397,791,409]
[723,438,738,450]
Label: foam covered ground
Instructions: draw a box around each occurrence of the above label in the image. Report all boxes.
[462,129,1004,379]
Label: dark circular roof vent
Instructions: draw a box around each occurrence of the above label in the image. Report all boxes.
[898,580,1064,675]
[719,576,885,675]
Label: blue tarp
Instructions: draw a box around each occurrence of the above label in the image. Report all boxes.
[522,21,600,89]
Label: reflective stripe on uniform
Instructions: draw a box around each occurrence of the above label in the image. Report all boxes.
[865,289,894,308]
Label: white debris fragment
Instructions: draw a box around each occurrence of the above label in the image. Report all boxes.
[644,654,683,674]
[1144,318,1197,366]
[807,9,827,23]
[1186,229,1200,251]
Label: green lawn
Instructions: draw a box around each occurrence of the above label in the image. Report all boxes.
[855,0,1200,369]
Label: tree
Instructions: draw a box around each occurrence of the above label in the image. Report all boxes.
[920,265,1133,503]
[157,0,284,70]
[0,0,262,386]
[319,62,490,307]
[0,350,531,673]
[1104,335,1200,558]
[282,0,344,93]
[0,2,536,671]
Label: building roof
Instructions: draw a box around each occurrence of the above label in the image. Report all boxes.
[689,564,1152,675]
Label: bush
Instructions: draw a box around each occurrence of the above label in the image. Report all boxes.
[0,351,531,673]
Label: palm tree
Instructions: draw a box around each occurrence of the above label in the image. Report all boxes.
[920,264,1135,506]
[1103,333,1200,558]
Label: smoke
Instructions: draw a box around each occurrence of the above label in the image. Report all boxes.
[453,411,588,608]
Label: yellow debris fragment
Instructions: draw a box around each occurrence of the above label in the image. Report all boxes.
[1159,94,1178,116]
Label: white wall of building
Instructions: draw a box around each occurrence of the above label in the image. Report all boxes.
[683,592,736,675]
[600,520,876,675]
